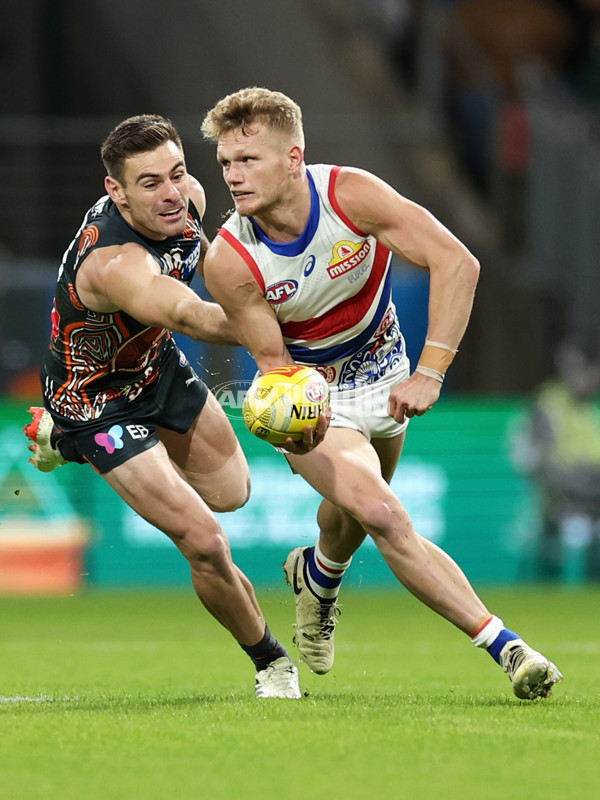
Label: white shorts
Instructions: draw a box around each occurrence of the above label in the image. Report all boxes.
[329,352,411,440]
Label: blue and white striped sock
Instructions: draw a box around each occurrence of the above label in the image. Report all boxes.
[304,542,351,601]
[471,615,521,664]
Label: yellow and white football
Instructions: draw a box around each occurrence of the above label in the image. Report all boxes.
[242,365,330,445]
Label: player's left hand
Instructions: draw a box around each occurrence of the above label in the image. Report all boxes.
[388,371,442,423]
[281,408,331,455]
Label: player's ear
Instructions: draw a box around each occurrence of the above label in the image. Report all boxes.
[105,175,126,205]
[289,144,304,174]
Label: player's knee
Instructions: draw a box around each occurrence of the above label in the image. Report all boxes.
[184,524,231,566]
[204,473,250,513]
[187,446,251,513]
[351,493,412,543]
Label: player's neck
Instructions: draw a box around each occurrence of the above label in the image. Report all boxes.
[252,174,311,243]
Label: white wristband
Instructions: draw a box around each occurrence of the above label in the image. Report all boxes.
[425,339,458,354]
[415,365,444,383]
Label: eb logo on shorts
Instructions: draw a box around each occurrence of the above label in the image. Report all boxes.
[126,424,149,440]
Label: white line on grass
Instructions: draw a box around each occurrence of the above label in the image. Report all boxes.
[0,695,75,703]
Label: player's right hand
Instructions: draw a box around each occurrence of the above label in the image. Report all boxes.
[281,409,331,455]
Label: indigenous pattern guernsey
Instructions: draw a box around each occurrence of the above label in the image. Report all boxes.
[219,164,405,390]
[42,195,203,422]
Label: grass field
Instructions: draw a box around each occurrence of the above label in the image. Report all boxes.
[1,585,598,800]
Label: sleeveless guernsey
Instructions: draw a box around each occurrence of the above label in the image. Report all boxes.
[42,195,203,422]
[218,164,406,390]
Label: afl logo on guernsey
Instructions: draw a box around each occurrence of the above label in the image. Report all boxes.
[78,225,99,257]
[327,240,371,279]
[266,280,298,304]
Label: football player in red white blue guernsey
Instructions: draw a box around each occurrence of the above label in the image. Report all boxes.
[24,114,301,699]
[202,87,563,699]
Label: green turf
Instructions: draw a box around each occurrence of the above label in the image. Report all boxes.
[1,586,598,800]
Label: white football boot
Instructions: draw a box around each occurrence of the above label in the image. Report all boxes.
[283,546,340,675]
[254,657,301,699]
[500,638,563,699]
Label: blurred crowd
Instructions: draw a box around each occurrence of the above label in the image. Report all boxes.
[512,331,600,581]
[365,0,600,195]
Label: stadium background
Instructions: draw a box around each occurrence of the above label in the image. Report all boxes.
[1,0,599,594]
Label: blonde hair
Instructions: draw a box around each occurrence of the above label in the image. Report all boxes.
[201,87,304,148]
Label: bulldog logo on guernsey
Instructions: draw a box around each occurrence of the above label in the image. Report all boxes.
[266,280,298,304]
[94,424,124,454]
[327,240,371,279]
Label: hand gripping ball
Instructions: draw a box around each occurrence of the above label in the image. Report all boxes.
[242,365,330,445]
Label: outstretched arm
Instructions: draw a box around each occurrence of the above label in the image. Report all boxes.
[76,243,238,345]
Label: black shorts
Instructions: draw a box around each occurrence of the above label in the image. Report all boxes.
[46,343,209,474]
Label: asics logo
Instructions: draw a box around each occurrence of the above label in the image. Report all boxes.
[303,255,316,276]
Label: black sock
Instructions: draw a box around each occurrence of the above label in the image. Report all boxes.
[51,432,86,464]
[241,624,289,671]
